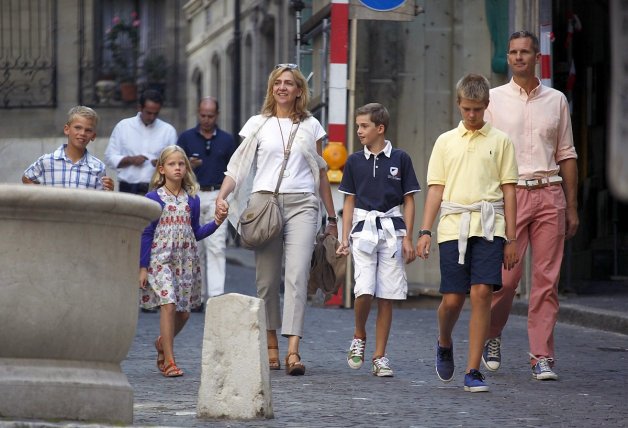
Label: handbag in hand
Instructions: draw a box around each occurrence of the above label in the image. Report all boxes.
[239,120,301,249]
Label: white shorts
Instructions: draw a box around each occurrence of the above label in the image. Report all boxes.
[351,236,408,300]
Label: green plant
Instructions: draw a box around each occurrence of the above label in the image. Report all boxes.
[106,12,140,83]
[143,53,168,82]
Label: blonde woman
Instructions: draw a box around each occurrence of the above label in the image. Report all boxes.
[217,64,337,375]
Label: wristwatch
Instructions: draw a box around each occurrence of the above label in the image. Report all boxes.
[327,216,338,224]
[418,229,432,238]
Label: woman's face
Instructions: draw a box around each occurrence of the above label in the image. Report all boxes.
[272,70,302,108]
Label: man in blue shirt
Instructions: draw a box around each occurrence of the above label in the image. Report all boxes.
[178,97,235,309]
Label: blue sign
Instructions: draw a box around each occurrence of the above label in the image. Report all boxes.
[359,0,406,12]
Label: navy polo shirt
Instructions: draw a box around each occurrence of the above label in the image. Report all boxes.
[177,126,235,187]
[339,144,420,233]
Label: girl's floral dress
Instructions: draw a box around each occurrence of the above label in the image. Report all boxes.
[140,187,202,311]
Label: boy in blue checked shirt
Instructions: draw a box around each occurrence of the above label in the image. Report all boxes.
[22,106,114,190]
[336,103,420,377]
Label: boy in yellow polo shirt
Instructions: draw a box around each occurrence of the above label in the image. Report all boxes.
[416,73,518,392]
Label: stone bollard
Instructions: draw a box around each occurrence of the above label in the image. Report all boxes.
[197,293,274,420]
[0,185,162,425]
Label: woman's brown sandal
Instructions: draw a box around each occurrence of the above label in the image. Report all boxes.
[162,359,183,377]
[285,352,305,376]
[268,345,281,370]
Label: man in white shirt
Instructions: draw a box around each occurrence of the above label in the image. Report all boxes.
[105,89,177,313]
[105,89,177,195]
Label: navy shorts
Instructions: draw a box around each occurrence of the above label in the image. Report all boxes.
[439,237,504,293]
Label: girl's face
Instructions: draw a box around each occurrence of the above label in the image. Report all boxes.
[273,70,302,108]
[159,151,187,183]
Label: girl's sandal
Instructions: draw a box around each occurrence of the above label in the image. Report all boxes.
[268,345,281,370]
[285,352,305,376]
[155,336,165,372]
[162,360,183,377]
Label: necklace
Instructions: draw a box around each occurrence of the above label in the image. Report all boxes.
[277,117,295,178]
[164,184,182,204]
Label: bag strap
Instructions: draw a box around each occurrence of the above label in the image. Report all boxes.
[274,121,301,196]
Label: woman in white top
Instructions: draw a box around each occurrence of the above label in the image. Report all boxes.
[216,64,337,375]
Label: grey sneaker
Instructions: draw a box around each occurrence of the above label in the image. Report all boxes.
[530,354,558,380]
[482,337,502,372]
[372,356,394,377]
[347,337,366,369]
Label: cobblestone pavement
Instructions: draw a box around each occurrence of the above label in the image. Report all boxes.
[123,263,628,428]
[3,260,627,428]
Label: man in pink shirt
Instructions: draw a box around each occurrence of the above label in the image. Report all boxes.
[482,30,579,381]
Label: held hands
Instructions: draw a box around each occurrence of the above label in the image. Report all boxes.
[416,235,431,260]
[101,176,114,191]
[214,199,229,225]
[139,267,148,289]
[336,239,351,256]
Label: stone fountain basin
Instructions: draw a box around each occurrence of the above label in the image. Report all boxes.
[0,184,161,424]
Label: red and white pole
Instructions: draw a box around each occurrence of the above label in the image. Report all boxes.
[324,0,350,307]
[539,24,553,87]
[328,0,349,149]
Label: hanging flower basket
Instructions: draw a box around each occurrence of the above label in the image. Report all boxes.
[106,12,140,86]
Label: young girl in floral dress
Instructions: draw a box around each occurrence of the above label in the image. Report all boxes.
[139,145,227,377]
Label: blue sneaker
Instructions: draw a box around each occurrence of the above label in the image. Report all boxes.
[435,341,454,382]
[464,369,489,392]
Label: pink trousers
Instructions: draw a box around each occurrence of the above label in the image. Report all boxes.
[489,185,566,360]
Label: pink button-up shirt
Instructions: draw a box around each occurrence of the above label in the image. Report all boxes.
[485,78,577,179]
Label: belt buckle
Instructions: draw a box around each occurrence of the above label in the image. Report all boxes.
[524,179,541,188]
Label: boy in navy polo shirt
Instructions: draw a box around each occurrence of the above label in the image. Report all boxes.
[337,103,420,377]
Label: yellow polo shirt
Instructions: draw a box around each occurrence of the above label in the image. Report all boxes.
[427,121,518,243]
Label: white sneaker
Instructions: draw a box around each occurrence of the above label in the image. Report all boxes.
[530,354,558,380]
[482,337,502,372]
[347,337,366,369]
[372,356,394,377]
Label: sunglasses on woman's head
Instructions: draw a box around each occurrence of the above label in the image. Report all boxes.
[275,63,299,70]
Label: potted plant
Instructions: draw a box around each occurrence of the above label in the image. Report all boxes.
[95,66,117,104]
[142,52,169,96]
[106,11,140,102]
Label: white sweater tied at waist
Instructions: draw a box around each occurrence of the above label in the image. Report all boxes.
[440,200,504,264]
[352,206,402,254]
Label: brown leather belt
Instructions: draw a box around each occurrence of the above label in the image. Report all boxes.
[200,185,221,191]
